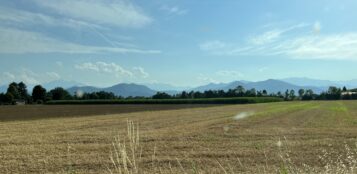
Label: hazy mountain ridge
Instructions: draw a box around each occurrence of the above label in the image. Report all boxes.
[67,83,156,97]
[2,78,357,96]
[281,77,357,88]
[192,79,324,94]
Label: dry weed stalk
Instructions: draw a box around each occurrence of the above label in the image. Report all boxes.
[108,120,142,174]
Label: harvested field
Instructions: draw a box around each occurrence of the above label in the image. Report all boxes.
[1,101,357,173]
[0,104,219,121]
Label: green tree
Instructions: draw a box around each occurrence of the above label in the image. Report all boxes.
[262,90,268,96]
[245,88,256,97]
[32,85,47,103]
[49,87,72,100]
[152,92,171,99]
[342,86,347,92]
[180,91,189,99]
[284,89,289,100]
[7,82,20,99]
[18,82,29,100]
[327,86,341,100]
[298,89,305,99]
[289,90,295,100]
[4,92,14,104]
[302,89,314,100]
[235,86,245,97]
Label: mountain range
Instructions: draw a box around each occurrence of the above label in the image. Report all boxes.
[191,79,324,94]
[67,83,156,97]
[1,77,357,97]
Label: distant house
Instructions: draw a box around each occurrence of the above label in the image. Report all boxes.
[14,99,26,105]
[342,91,357,96]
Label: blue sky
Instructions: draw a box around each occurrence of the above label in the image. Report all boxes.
[1,0,357,87]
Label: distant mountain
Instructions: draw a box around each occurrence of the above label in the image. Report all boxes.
[245,79,323,94]
[143,83,190,91]
[67,86,101,95]
[281,77,339,87]
[223,81,247,91]
[191,79,324,94]
[281,77,357,90]
[106,83,156,97]
[67,83,156,97]
[192,82,234,92]
[43,80,85,90]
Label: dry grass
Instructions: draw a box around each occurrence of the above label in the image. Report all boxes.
[1,101,357,173]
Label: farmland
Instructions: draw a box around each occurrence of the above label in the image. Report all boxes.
[1,101,357,173]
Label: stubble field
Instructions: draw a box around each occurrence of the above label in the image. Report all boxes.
[1,101,357,173]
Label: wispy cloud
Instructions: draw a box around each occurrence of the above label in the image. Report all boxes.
[160,5,187,15]
[75,62,133,77]
[216,70,244,78]
[200,22,357,60]
[132,67,149,78]
[75,62,151,80]
[0,27,161,54]
[196,74,219,84]
[0,6,105,30]
[32,0,152,28]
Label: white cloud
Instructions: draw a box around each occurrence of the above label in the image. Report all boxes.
[199,40,227,51]
[200,23,357,60]
[161,5,187,15]
[248,23,308,45]
[132,67,149,78]
[33,0,152,28]
[3,72,15,80]
[0,27,161,54]
[283,34,357,59]
[196,74,219,84]
[0,6,105,30]
[75,61,133,77]
[0,70,61,85]
[216,70,244,78]
[249,30,283,45]
[46,72,61,80]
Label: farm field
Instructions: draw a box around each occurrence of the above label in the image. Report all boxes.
[0,104,219,121]
[1,101,357,173]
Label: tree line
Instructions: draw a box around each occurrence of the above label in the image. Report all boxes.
[0,82,356,105]
[153,86,357,101]
[0,82,120,105]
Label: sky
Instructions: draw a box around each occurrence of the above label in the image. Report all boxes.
[1,0,357,87]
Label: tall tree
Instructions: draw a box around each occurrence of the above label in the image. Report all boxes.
[298,89,305,99]
[342,86,347,92]
[327,86,341,100]
[262,90,268,96]
[7,82,20,99]
[18,82,29,100]
[284,89,289,100]
[289,90,296,100]
[32,85,47,103]
[235,86,245,97]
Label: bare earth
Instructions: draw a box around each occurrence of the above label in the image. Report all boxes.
[0,101,357,173]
